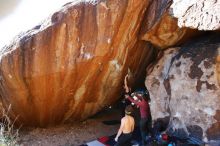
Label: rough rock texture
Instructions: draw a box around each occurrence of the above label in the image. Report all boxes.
[146,34,220,142]
[140,0,198,49]
[0,0,153,126]
[171,0,220,30]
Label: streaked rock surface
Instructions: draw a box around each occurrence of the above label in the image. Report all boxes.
[0,0,153,126]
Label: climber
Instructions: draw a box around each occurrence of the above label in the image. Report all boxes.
[114,105,135,146]
[124,74,150,146]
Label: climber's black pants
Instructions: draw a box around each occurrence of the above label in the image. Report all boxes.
[115,133,132,146]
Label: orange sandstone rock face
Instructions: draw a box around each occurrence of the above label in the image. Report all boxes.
[0,0,153,126]
[140,0,197,49]
[141,12,187,48]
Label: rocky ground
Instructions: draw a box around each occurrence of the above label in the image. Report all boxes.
[18,107,121,146]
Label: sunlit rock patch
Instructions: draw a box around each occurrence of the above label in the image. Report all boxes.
[171,0,220,30]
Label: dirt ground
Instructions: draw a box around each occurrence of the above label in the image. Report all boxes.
[18,108,122,146]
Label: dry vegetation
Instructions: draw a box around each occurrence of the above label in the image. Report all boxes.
[0,105,19,146]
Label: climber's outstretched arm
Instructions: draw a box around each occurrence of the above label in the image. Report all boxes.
[124,74,130,93]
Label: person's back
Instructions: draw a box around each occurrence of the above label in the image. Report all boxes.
[121,115,134,134]
[115,105,134,146]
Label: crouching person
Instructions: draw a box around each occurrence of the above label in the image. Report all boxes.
[114,105,135,146]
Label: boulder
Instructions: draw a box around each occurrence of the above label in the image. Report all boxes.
[0,0,153,126]
[171,0,220,30]
[146,34,220,142]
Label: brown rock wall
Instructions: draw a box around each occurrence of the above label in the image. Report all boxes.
[0,0,153,126]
